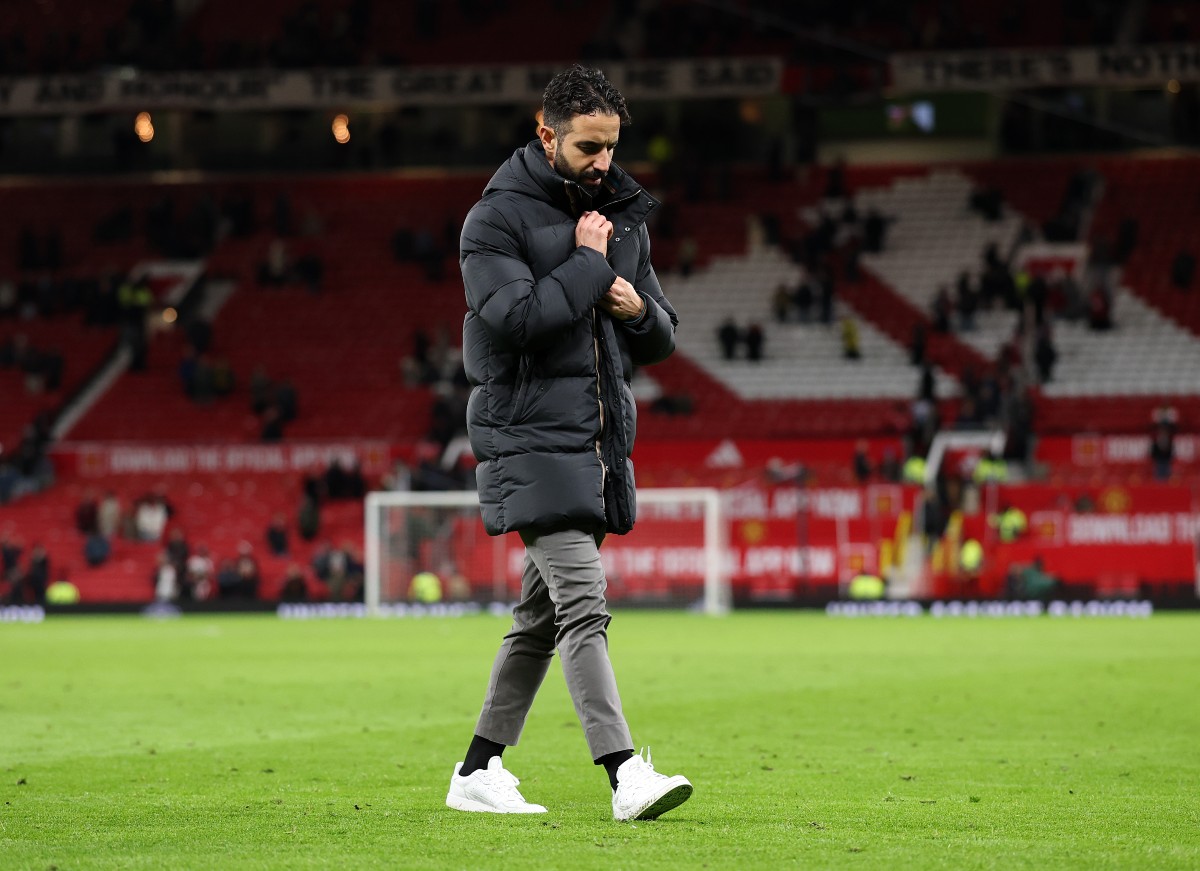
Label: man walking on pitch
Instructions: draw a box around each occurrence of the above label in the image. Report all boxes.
[447,65,692,821]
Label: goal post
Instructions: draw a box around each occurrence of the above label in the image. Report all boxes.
[364,487,728,616]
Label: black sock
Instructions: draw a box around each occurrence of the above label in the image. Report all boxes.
[461,735,506,776]
[597,749,634,790]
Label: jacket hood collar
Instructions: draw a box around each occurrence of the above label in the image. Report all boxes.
[483,139,644,217]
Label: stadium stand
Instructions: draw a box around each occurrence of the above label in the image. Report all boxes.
[4,148,1200,604]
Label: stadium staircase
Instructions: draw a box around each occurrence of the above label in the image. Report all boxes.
[964,155,1200,432]
[0,179,179,452]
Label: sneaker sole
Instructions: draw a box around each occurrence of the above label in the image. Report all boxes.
[634,781,693,820]
[446,794,547,814]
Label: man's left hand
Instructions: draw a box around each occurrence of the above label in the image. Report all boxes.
[599,277,645,321]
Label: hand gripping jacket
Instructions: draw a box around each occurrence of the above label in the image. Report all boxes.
[460,140,678,536]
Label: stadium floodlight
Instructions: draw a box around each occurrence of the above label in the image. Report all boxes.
[364,487,728,616]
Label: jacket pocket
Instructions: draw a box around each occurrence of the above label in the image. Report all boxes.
[508,356,531,426]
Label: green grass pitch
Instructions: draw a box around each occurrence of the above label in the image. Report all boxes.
[2,611,1198,870]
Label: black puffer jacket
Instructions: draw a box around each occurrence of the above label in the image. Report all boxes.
[460,140,678,536]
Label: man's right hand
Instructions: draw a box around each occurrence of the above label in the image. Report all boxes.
[575,211,613,257]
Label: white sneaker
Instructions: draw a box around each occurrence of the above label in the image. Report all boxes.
[612,749,693,821]
[446,756,547,814]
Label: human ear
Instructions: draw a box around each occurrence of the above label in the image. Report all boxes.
[538,124,556,158]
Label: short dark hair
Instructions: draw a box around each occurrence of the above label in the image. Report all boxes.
[541,65,631,134]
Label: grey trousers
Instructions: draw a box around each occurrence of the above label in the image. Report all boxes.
[474,528,634,760]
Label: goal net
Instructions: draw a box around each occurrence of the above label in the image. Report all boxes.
[364,488,727,615]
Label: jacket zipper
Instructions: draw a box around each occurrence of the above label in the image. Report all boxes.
[591,310,608,505]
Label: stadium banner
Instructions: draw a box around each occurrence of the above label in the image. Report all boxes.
[0,57,783,115]
[52,442,392,476]
[994,483,1194,514]
[891,43,1200,92]
[409,483,913,601]
[1036,433,1200,466]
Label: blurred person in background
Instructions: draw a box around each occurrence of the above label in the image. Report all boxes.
[278,565,308,603]
[8,544,49,605]
[450,65,691,822]
[186,545,214,600]
[266,513,290,556]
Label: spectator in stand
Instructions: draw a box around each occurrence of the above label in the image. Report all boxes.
[956,272,978,331]
[186,316,213,356]
[98,490,121,538]
[863,208,888,253]
[932,286,953,333]
[968,185,1003,221]
[0,527,22,583]
[179,346,199,398]
[165,527,189,573]
[817,267,835,325]
[841,317,861,360]
[295,250,324,294]
[717,317,740,360]
[216,558,240,600]
[794,279,814,323]
[318,542,354,600]
[745,323,764,362]
[853,441,872,483]
[266,513,289,556]
[0,278,16,318]
[1150,421,1175,482]
[186,545,214,600]
[772,283,793,323]
[1171,250,1195,291]
[259,238,291,287]
[9,544,49,605]
[279,564,308,602]
[135,494,170,542]
[212,357,235,397]
[401,328,436,386]
[260,406,285,442]
[910,322,927,367]
[1034,323,1058,383]
[84,530,110,567]
[1006,556,1058,600]
[918,363,936,402]
[310,539,334,585]
[878,448,901,483]
[324,458,351,499]
[1153,404,1180,432]
[298,494,320,541]
[1087,286,1113,330]
[153,551,179,603]
[191,354,216,403]
[234,541,261,599]
[275,379,298,423]
[0,333,29,369]
[74,489,100,535]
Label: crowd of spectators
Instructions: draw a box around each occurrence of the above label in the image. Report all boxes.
[48,455,379,606]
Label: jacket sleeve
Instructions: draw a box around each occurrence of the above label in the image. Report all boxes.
[619,224,677,366]
[460,201,616,352]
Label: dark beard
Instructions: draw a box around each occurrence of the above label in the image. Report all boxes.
[554,150,605,187]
